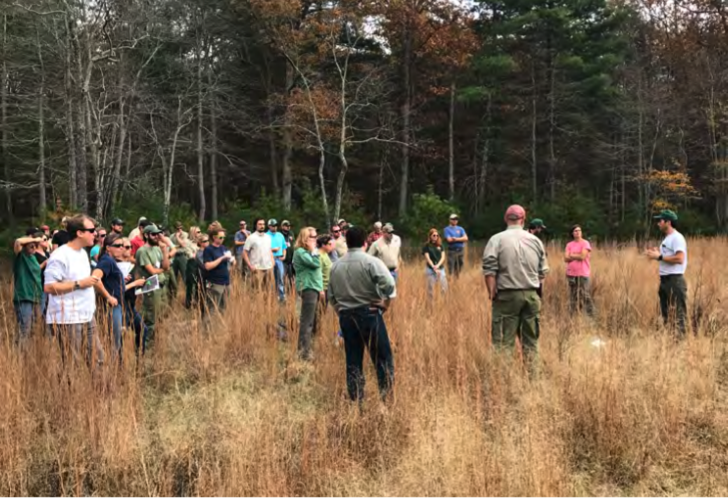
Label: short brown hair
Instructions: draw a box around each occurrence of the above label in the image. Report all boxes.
[67,214,96,240]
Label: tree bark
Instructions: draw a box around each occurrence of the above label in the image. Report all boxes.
[281,62,294,211]
[398,27,412,217]
[208,65,218,221]
[64,19,77,209]
[37,27,47,220]
[1,14,11,221]
[530,63,538,203]
[448,81,456,201]
[196,32,206,224]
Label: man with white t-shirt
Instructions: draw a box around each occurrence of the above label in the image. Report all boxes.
[645,209,688,336]
[44,214,104,366]
[243,217,274,291]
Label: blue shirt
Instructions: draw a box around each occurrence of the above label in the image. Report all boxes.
[267,231,286,258]
[96,253,125,302]
[234,230,248,256]
[203,244,230,285]
[444,225,467,250]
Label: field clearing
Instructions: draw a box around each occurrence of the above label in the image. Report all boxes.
[3,239,728,496]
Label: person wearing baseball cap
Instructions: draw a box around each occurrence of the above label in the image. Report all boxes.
[40,225,51,237]
[444,213,468,278]
[645,209,688,336]
[234,220,251,281]
[135,223,171,346]
[110,218,125,235]
[368,223,402,281]
[266,218,287,302]
[528,218,547,237]
[483,205,549,368]
[128,216,148,240]
[280,220,296,290]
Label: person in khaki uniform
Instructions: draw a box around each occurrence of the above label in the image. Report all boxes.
[483,205,549,363]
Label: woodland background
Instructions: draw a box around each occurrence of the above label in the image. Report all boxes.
[1,0,727,240]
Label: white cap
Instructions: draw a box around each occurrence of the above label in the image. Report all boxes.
[374,221,382,229]
[449,213,459,220]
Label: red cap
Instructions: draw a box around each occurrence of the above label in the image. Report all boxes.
[504,204,526,222]
[40,225,50,231]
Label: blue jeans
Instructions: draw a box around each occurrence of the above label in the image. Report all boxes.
[426,267,448,298]
[338,307,394,402]
[273,258,286,302]
[47,320,104,368]
[124,300,148,355]
[106,304,124,361]
[14,300,38,343]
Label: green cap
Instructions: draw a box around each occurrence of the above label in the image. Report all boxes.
[267,218,278,226]
[143,224,163,235]
[529,218,547,229]
[654,209,678,222]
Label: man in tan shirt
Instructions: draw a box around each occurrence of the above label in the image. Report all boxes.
[483,205,549,364]
[368,223,401,281]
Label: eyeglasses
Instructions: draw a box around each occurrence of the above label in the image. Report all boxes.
[98,233,107,238]
[200,240,209,244]
[431,234,440,238]
[78,228,96,233]
[216,235,225,240]
[110,243,125,248]
[308,235,317,239]
[332,230,341,234]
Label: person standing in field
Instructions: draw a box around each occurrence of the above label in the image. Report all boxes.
[51,216,70,250]
[281,220,296,291]
[367,221,384,246]
[135,224,171,347]
[645,209,688,337]
[130,219,152,257]
[444,214,468,278]
[330,224,346,261]
[423,228,448,299]
[368,223,402,281]
[328,226,396,403]
[483,205,549,366]
[116,238,149,354]
[528,218,547,238]
[33,231,51,316]
[234,220,250,280]
[267,219,287,303]
[293,227,323,361]
[90,227,106,268]
[170,222,190,289]
[203,226,234,319]
[244,218,275,292]
[186,234,209,310]
[44,214,104,367]
[317,234,335,295]
[13,230,43,343]
[128,216,147,241]
[564,224,595,317]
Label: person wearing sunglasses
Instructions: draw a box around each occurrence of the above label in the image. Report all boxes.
[292,227,323,360]
[234,220,250,280]
[423,228,448,299]
[13,229,44,344]
[92,233,145,362]
[44,214,104,368]
[90,228,107,268]
[186,234,210,310]
[330,224,347,262]
[203,227,234,320]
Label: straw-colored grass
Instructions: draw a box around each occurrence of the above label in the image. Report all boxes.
[2,239,728,496]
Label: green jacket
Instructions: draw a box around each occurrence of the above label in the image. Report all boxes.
[292,247,323,293]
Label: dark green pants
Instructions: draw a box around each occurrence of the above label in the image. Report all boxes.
[568,276,595,316]
[173,254,188,289]
[141,288,164,347]
[659,274,687,336]
[491,289,541,359]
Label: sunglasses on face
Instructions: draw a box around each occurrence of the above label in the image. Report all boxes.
[332,230,341,234]
[98,233,107,238]
[201,240,209,244]
[79,228,96,233]
[110,243,126,248]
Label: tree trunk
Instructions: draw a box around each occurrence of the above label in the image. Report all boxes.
[281,62,294,210]
[208,68,218,221]
[268,101,279,198]
[548,64,556,202]
[530,63,538,203]
[398,29,412,217]
[196,36,206,224]
[1,14,11,221]
[71,17,88,212]
[37,27,47,220]
[448,81,456,201]
[64,21,77,209]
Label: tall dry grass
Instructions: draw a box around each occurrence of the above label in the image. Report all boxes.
[2,239,728,496]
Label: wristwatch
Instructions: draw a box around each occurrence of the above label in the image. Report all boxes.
[658,255,663,261]
[73,280,81,291]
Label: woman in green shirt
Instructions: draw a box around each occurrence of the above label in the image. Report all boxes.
[292,227,323,361]
[423,228,448,298]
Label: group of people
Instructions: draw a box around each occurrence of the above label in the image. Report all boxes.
[10,205,688,401]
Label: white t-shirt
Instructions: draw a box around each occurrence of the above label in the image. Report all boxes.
[659,230,687,276]
[45,244,96,324]
[244,232,273,270]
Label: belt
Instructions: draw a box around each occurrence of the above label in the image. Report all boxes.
[339,305,383,315]
[448,247,464,252]
[497,288,539,292]
[660,274,684,280]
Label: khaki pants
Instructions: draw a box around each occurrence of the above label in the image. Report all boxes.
[491,289,541,361]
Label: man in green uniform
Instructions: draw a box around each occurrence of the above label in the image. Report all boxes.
[135,224,171,346]
[483,205,549,365]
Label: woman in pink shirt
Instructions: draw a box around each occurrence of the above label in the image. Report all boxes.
[564,225,595,316]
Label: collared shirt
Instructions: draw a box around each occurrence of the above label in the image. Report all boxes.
[334,236,348,258]
[328,248,396,311]
[234,230,249,256]
[367,235,401,270]
[444,225,467,250]
[482,225,549,291]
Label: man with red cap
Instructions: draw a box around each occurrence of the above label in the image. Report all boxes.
[482,205,549,366]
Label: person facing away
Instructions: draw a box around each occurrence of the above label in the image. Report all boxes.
[564,224,595,317]
[135,223,171,347]
[130,218,152,257]
[482,205,549,367]
[422,228,448,299]
[244,218,275,291]
[203,227,234,319]
[128,216,147,241]
[292,226,323,361]
[13,229,43,343]
[44,214,104,367]
[444,213,468,278]
[644,209,688,337]
[328,226,396,403]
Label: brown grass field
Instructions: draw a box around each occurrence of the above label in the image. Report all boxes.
[2,239,728,496]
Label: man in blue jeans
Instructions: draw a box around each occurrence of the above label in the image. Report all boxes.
[444,213,468,278]
[267,219,287,303]
[328,226,396,403]
[13,230,43,344]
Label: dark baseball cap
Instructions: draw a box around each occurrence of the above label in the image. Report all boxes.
[143,224,163,235]
[529,218,547,229]
[111,218,125,225]
[654,209,678,222]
